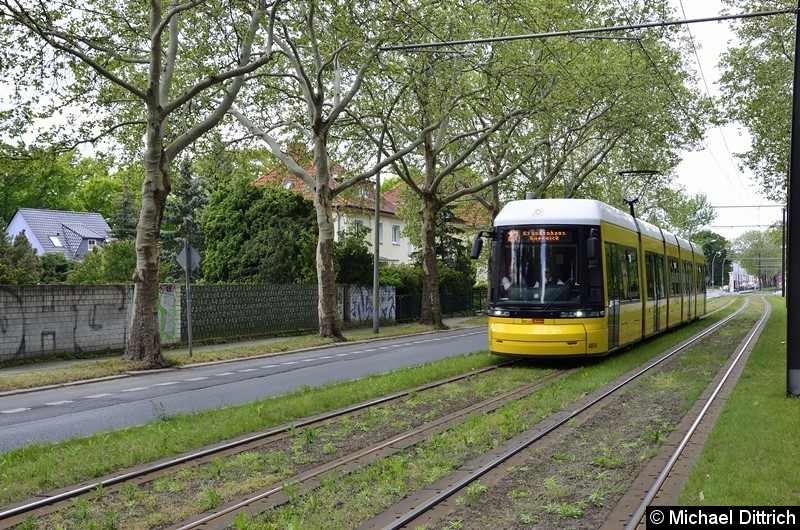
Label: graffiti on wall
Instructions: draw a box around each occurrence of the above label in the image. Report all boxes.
[0,285,180,361]
[349,285,396,324]
[126,285,178,340]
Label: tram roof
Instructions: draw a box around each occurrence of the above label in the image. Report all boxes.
[495,199,701,255]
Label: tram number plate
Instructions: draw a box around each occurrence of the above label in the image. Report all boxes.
[522,319,544,324]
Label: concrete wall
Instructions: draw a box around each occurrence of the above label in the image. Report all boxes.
[0,283,396,363]
[0,285,181,363]
[345,285,396,325]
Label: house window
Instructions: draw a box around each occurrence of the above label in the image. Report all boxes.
[354,220,364,232]
[49,235,63,247]
[88,239,96,251]
[392,225,400,244]
[379,223,383,243]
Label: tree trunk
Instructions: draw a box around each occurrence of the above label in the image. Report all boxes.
[313,138,345,341]
[123,121,170,368]
[419,195,445,328]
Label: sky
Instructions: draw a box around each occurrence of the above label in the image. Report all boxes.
[665,0,785,242]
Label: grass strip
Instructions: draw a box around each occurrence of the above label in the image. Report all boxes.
[0,298,738,507]
[0,352,497,504]
[242,298,757,528]
[0,323,460,393]
[680,295,800,505]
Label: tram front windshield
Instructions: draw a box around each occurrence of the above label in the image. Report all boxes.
[496,227,580,305]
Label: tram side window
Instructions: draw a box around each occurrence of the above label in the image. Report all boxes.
[606,243,623,304]
[683,261,693,295]
[626,249,639,300]
[697,264,705,294]
[655,254,666,299]
[645,252,666,301]
[669,258,681,297]
[607,243,639,302]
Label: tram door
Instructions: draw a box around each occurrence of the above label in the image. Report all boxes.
[684,261,694,320]
[646,252,662,333]
[605,243,621,350]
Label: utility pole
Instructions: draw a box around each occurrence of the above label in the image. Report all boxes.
[787,0,800,396]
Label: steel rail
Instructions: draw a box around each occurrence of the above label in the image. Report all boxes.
[624,296,771,529]
[0,361,511,523]
[376,300,750,530]
[172,369,575,530]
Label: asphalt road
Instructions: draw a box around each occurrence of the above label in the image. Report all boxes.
[0,326,487,454]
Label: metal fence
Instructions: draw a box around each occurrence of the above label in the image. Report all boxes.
[180,284,487,342]
[181,284,318,341]
[395,288,487,322]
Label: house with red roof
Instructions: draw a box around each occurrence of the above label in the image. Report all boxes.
[255,170,414,265]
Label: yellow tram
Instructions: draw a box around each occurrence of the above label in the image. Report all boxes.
[471,198,706,358]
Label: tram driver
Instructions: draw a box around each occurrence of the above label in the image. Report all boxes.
[534,266,564,288]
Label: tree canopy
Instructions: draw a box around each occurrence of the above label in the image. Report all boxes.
[718,0,795,203]
[201,178,318,284]
[0,0,727,357]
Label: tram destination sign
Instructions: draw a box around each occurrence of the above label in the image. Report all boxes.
[505,229,574,243]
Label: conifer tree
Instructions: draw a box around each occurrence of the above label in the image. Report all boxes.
[160,159,207,282]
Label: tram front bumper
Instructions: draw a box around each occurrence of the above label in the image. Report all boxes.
[489,320,588,356]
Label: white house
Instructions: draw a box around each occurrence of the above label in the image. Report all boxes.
[255,173,414,265]
[6,208,112,260]
[334,183,413,265]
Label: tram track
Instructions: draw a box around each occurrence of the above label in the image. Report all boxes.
[611,295,771,530]
[0,362,573,529]
[0,297,757,529]
[360,297,763,529]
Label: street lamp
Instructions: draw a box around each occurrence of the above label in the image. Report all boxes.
[711,250,722,288]
[721,256,729,290]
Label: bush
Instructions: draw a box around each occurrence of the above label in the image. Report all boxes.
[67,240,136,284]
[379,264,423,295]
[334,225,373,285]
[437,261,474,293]
[40,252,74,284]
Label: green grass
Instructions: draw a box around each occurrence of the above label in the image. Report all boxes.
[0,352,499,504]
[0,321,475,393]
[680,295,800,505]
[6,294,794,525]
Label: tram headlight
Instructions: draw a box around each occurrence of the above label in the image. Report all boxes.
[489,309,511,317]
[559,310,604,318]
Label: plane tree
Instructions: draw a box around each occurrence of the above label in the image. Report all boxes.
[474,0,713,236]
[731,226,784,286]
[350,0,574,328]
[356,0,709,327]
[718,0,795,203]
[0,0,280,367]
[227,0,441,340]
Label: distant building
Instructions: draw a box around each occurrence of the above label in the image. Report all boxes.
[256,171,414,265]
[6,208,112,260]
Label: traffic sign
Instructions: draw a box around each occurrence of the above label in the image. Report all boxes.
[176,242,201,274]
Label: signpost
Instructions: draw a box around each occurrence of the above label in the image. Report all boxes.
[176,239,201,357]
